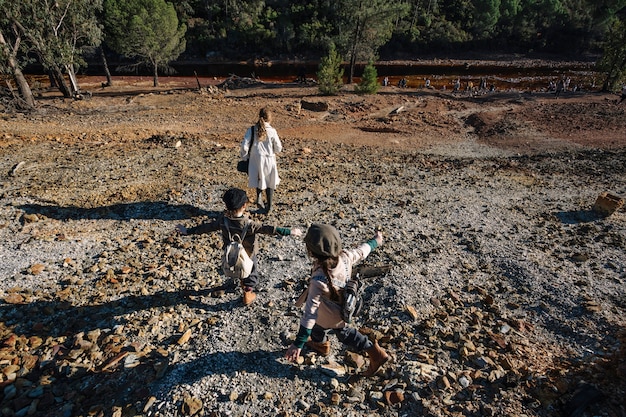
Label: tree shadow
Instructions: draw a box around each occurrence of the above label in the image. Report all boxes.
[0,284,261,415]
[1,285,236,338]
[18,201,216,221]
[494,257,620,351]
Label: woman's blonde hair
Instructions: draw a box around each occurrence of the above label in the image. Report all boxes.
[256,107,272,142]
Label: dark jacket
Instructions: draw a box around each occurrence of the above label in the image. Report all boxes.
[187,213,290,256]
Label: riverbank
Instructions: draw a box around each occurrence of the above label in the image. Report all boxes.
[84,56,600,91]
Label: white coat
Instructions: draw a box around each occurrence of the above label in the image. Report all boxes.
[240,122,282,190]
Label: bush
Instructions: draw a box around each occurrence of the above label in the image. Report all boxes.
[317,44,344,95]
[597,19,626,92]
[355,61,379,95]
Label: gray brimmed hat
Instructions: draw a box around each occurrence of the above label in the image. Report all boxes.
[304,223,342,258]
[222,188,249,211]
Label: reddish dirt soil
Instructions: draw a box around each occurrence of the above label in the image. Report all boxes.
[4,74,622,156]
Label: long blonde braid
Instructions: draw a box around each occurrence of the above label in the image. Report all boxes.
[316,256,341,303]
[256,107,271,142]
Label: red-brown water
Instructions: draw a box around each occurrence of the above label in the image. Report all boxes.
[180,60,600,92]
[10,60,601,94]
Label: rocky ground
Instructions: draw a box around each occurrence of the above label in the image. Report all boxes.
[0,73,625,417]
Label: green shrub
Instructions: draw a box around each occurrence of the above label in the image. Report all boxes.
[355,61,379,94]
[317,44,344,95]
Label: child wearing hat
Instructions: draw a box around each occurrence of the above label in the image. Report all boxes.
[176,188,302,305]
[285,224,389,376]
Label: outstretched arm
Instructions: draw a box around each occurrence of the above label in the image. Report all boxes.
[368,230,383,249]
[274,226,302,237]
[344,230,384,265]
[290,228,303,237]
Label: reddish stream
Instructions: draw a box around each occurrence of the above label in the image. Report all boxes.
[14,61,601,93]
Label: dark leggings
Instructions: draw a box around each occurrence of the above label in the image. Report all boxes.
[311,324,373,352]
[241,256,259,289]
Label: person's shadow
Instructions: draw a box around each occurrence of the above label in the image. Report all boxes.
[2,286,234,338]
[18,201,214,221]
[4,201,307,414]
[0,284,298,415]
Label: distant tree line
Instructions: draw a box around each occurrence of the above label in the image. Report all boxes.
[177,0,624,60]
[1,0,626,109]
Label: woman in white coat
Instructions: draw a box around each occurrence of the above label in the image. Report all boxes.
[240,107,282,213]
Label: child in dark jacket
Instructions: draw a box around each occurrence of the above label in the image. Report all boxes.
[285,223,389,376]
[176,188,302,305]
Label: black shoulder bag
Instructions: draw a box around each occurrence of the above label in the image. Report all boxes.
[237,125,256,173]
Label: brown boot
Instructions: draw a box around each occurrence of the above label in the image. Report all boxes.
[242,287,256,305]
[361,340,389,377]
[305,339,331,356]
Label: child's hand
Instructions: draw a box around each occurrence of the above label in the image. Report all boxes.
[285,344,301,363]
[291,228,303,237]
[374,230,383,246]
[175,224,188,235]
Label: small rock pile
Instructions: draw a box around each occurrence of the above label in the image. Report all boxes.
[217,75,265,90]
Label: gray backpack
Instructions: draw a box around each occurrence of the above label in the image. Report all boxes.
[221,218,253,279]
[313,272,363,324]
[342,274,362,323]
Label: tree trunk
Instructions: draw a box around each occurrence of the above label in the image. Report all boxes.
[49,64,73,98]
[348,17,362,84]
[48,71,57,88]
[100,47,113,87]
[153,62,159,87]
[65,64,80,97]
[410,3,418,31]
[12,66,35,109]
[0,30,35,109]
[349,54,357,84]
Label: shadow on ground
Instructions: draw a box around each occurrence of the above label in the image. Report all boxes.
[19,202,215,221]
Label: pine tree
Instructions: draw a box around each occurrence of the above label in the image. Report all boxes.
[334,0,409,84]
[597,18,626,92]
[355,61,379,95]
[104,0,186,87]
[317,43,344,95]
